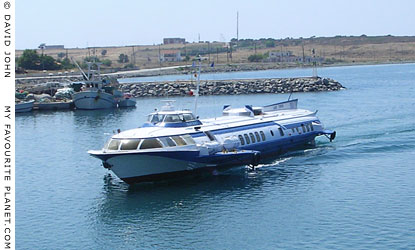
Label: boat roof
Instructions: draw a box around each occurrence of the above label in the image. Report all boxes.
[113,107,317,140]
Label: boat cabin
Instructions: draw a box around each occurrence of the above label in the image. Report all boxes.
[143,101,203,128]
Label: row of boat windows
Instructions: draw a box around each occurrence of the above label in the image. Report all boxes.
[238,123,314,146]
[147,113,196,124]
[105,134,196,151]
[291,123,314,134]
[238,131,266,145]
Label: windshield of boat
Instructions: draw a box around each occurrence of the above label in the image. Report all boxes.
[148,113,196,124]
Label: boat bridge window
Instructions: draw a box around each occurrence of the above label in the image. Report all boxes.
[278,128,284,136]
[182,113,196,121]
[148,114,165,124]
[244,134,250,144]
[292,128,295,133]
[106,139,120,150]
[270,130,274,136]
[238,135,245,145]
[301,124,306,133]
[306,124,310,132]
[310,124,314,131]
[260,131,266,141]
[255,132,261,142]
[182,134,196,145]
[120,139,141,150]
[140,139,163,149]
[164,114,182,123]
[296,127,300,134]
[172,136,187,146]
[159,137,176,147]
[249,133,256,143]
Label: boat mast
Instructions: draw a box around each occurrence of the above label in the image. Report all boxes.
[194,57,201,115]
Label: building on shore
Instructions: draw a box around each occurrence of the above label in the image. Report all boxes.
[160,50,182,62]
[38,43,65,50]
[163,38,186,45]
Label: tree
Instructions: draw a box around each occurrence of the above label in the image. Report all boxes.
[101,49,107,56]
[57,52,66,58]
[265,40,276,48]
[17,49,62,70]
[102,59,112,67]
[118,53,129,63]
[248,54,265,62]
[17,50,40,69]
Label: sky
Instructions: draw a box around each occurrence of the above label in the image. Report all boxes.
[16,0,415,49]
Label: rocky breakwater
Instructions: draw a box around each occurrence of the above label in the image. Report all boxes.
[120,77,345,97]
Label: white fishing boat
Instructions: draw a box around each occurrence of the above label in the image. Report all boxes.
[88,60,335,184]
[15,100,34,113]
[72,62,136,110]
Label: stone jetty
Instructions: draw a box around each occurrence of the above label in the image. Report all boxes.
[120,77,344,98]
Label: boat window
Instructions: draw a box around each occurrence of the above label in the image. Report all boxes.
[139,139,163,149]
[270,130,274,136]
[204,131,216,141]
[172,136,187,146]
[249,133,256,143]
[164,114,183,123]
[183,113,196,121]
[260,131,266,141]
[296,127,300,133]
[182,134,196,145]
[159,137,176,147]
[106,139,120,150]
[120,139,140,150]
[255,132,261,141]
[278,128,284,136]
[244,134,250,144]
[301,124,306,133]
[238,135,245,145]
[306,124,310,132]
[149,114,165,123]
[292,128,295,133]
[310,124,314,131]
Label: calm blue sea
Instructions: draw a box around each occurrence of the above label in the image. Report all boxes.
[16,64,415,249]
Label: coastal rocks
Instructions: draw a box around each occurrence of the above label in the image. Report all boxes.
[120,77,345,98]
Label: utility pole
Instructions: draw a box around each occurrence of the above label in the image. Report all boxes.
[158,44,162,71]
[236,11,239,48]
[216,47,219,63]
[208,42,210,62]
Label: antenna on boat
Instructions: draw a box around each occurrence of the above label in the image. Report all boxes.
[71,57,89,81]
[193,56,201,115]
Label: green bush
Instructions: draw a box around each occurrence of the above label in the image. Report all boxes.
[248,54,265,62]
[102,59,112,67]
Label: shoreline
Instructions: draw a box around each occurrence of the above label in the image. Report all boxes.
[15,61,415,84]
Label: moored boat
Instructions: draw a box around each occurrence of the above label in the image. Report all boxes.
[72,61,135,110]
[15,100,34,113]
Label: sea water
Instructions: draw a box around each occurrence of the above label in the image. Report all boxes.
[16,63,415,249]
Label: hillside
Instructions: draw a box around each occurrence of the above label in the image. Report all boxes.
[15,35,415,74]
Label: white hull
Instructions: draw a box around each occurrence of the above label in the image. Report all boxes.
[107,154,206,180]
[73,91,117,110]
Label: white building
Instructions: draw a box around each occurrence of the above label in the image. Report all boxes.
[160,50,182,62]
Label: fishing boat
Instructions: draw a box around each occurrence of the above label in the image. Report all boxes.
[72,62,136,110]
[15,100,34,113]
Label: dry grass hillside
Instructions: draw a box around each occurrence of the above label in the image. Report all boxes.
[16,35,415,73]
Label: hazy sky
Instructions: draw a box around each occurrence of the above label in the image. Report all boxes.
[17,0,414,49]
